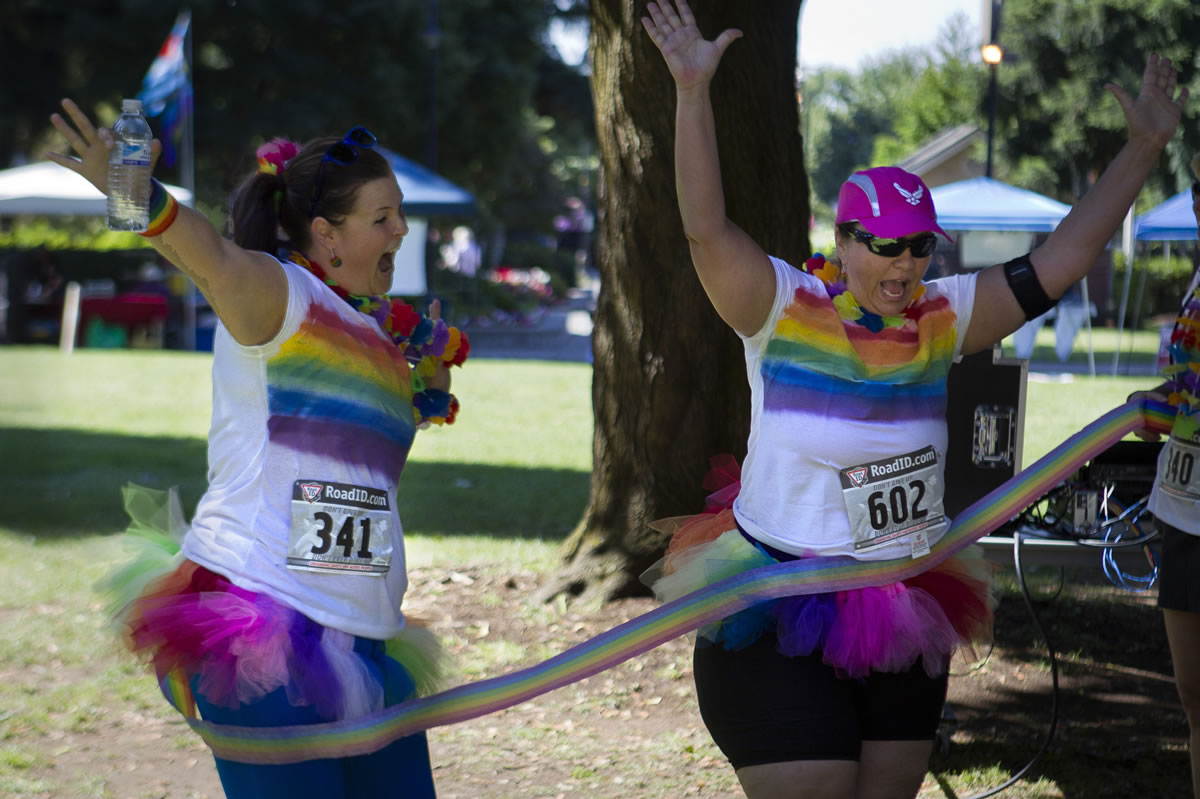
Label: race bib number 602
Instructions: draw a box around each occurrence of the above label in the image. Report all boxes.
[288,479,393,575]
[839,445,946,553]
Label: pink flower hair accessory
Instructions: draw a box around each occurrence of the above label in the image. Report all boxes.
[256,138,300,176]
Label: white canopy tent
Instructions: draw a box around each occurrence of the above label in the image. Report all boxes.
[0,161,194,214]
[1,153,475,335]
[1,154,475,348]
[0,161,197,351]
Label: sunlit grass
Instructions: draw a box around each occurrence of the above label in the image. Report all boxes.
[1001,323,1164,375]
[1022,374,1156,467]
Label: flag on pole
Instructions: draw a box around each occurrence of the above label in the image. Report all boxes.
[137,11,192,167]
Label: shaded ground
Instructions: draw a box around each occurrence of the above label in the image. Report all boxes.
[15,563,1190,798]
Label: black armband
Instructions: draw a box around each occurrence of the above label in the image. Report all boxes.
[1003,253,1056,321]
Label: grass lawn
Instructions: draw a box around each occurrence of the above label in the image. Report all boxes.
[0,341,1164,554]
[1001,323,1165,375]
[0,346,593,568]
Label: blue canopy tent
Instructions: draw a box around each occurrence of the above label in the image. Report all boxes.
[929,177,1093,368]
[1122,189,1197,373]
[929,176,1071,232]
[1135,189,1197,241]
[380,148,475,217]
[376,148,475,295]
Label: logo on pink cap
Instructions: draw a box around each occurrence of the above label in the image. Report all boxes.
[835,166,950,240]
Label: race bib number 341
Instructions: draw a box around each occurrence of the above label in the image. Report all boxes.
[839,445,946,552]
[289,479,393,575]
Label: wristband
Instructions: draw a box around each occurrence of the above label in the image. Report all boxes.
[140,179,180,238]
[1002,253,1055,321]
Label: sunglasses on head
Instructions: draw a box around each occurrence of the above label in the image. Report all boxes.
[309,127,378,217]
[840,225,938,258]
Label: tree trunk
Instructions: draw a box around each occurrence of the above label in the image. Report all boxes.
[541,0,810,604]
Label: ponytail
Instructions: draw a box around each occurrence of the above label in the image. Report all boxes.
[229,171,286,253]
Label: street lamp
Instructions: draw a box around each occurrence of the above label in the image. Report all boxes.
[982,42,1003,179]
[982,0,1004,179]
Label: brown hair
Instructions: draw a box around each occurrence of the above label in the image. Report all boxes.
[228,137,393,254]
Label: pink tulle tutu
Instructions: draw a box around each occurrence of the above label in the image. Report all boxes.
[101,485,441,722]
[643,460,995,679]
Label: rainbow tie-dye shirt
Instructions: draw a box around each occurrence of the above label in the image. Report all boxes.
[1150,268,1200,533]
[733,255,977,561]
[183,261,417,640]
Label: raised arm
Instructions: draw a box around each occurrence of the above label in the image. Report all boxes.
[48,99,287,346]
[642,0,776,337]
[962,55,1188,355]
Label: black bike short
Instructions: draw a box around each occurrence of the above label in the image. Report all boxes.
[1159,522,1200,613]
[692,635,949,769]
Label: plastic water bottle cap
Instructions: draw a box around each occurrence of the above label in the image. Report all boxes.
[122,98,143,113]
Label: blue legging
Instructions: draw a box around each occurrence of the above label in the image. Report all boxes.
[190,637,436,799]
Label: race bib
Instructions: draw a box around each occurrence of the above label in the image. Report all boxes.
[1159,436,1200,501]
[839,445,946,555]
[288,479,393,575]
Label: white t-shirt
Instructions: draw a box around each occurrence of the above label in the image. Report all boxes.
[182,260,418,640]
[733,256,977,561]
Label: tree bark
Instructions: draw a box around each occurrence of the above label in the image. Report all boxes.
[542,0,810,604]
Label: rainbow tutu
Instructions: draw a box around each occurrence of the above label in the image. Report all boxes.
[99,484,442,722]
[643,461,994,679]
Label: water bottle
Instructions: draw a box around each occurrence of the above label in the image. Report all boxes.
[106,99,153,232]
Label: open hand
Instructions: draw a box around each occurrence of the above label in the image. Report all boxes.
[1106,54,1189,150]
[46,98,162,196]
[641,0,741,91]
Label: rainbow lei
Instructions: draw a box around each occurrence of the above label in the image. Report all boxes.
[287,250,469,426]
[803,254,926,333]
[1163,284,1200,438]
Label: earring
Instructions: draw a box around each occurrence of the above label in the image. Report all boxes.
[329,248,342,269]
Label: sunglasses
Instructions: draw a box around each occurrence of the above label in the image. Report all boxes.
[308,127,379,217]
[840,226,938,258]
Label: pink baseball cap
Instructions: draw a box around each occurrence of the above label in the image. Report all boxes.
[835,166,951,240]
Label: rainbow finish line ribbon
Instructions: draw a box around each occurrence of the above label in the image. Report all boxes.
[177,399,1174,764]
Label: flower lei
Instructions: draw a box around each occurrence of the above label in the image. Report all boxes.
[287,250,469,427]
[1164,286,1200,437]
[802,253,926,334]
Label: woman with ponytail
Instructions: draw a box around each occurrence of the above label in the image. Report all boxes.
[48,102,468,798]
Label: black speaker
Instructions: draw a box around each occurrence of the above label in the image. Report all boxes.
[944,345,1027,519]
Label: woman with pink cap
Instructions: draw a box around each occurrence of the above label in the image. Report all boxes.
[641,1,1187,796]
